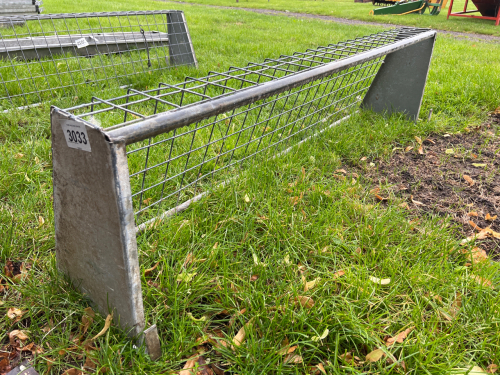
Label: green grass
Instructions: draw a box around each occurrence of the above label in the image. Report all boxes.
[1,0,500,374]
[158,0,500,37]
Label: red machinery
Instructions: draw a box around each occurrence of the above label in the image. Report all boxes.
[447,0,500,25]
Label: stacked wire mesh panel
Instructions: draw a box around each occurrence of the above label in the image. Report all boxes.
[61,27,434,231]
[0,0,43,17]
[0,10,196,108]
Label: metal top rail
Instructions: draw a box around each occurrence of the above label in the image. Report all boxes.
[63,27,434,142]
[0,10,178,21]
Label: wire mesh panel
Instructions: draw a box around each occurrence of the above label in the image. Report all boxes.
[50,27,436,355]
[62,27,433,229]
[0,10,197,108]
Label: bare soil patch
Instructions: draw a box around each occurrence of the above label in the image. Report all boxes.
[364,114,500,257]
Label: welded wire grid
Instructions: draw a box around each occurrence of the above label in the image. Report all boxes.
[65,27,429,227]
[0,11,194,108]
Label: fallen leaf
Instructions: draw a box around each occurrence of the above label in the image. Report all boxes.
[250,275,259,281]
[180,356,199,375]
[232,319,253,348]
[90,312,113,341]
[404,146,413,152]
[467,247,488,264]
[472,163,486,167]
[144,261,160,277]
[284,354,303,364]
[369,276,391,285]
[485,213,497,222]
[471,275,494,289]
[360,157,367,162]
[8,330,29,346]
[336,169,347,174]
[278,345,297,355]
[366,348,385,362]
[468,212,479,217]
[244,194,251,203]
[487,364,498,374]
[418,145,424,155]
[375,194,388,201]
[445,149,455,154]
[414,136,422,144]
[38,216,45,227]
[469,221,483,231]
[187,313,207,322]
[177,272,197,283]
[333,270,345,279]
[463,175,475,186]
[385,327,412,346]
[311,328,329,342]
[304,277,321,292]
[370,187,380,194]
[450,292,462,317]
[62,369,83,375]
[293,296,314,309]
[410,195,425,206]
[14,153,24,159]
[7,307,25,320]
[142,197,152,205]
[316,363,327,374]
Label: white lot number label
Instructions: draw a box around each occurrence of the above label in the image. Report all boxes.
[75,37,89,49]
[61,120,91,152]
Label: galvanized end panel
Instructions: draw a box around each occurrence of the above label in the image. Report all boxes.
[51,107,145,338]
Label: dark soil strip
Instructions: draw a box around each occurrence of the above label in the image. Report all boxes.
[156,0,500,43]
[361,114,500,257]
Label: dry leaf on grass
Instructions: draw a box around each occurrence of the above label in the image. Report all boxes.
[333,270,345,279]
[405,146,413,152]
[450,292,462,318]
[485,213,497,222]
[471,275,494,289]
[250,275,259,282]
[232,318,254,348]
[311,328,329,342]
[414,136,422,145]
[304,278,321,292]
[366,348,385,362]
[177,272,197,283]
[336,169,347,174]
[315,363,327,374]
[284,353,303,364]
[8,330,29,346]
[410,195,426,206]
[90,313,113,341]
[244,194,251,203]
[62,369,83,375]
[369,276,391,285]
[375,194,388,201]
[144,261,160,277]
[80,307,95,336]
[293,296,314,309]
[418,145,424,155]
[180,355,213,375]
[487,364,498,374]
[7,307,25,320]
[463,175,475,186]
[385,327,412,346]
[452,366,488,374]
[278,344,297,356]
[466,247,488,264]
[468,212,479,217]
[469,221,483,231]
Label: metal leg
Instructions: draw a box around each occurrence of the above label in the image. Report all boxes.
[361,34,436,122]
[167,11,197,67]
[51,108,160,358]
[447,0,454,18]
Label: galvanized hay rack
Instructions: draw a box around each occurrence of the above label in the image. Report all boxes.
[51,27,436,358]
[0,10,197,108]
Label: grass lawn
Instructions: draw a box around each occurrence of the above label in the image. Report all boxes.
[163,0,500,36]
[1,0,500,374]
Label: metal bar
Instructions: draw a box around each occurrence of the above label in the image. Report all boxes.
[107,30,436,144]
